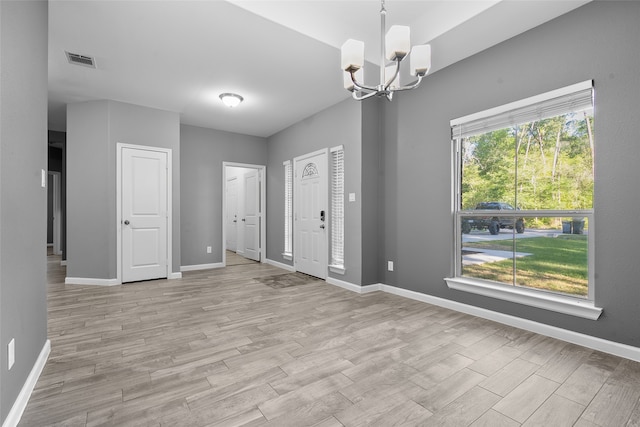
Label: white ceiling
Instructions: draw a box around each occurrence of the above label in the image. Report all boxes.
[48,0,590,138]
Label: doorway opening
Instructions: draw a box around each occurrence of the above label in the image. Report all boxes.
[47,171,62,256]
[222,162,266,267]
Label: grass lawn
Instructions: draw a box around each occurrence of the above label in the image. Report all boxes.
[463,234,588,297]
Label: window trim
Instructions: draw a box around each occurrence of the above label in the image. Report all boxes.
[283,160,293,260]
[329,145,345,274]
[444,276,602,320]
[447,81,602,319]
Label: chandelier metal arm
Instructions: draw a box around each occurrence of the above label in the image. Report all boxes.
[349,70,378,92]
[383,59,401,90]
[352,90,380,101]
[392,74,424,92]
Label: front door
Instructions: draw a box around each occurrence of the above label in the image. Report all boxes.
[294,149,328,279]
[243,170,260,261]
[121,147,168,283]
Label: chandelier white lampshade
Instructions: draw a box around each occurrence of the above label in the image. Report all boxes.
[385,25,410,61]
[341,39,365,72]
[410,44,431,76]
[219,93,244,108]
[340,0,432,101]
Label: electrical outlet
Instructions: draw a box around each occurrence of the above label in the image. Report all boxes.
[206,246,212,254]
[8,338,15,370]
[388,261,394,272]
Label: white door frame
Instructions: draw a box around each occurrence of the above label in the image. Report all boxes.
[116,143,173,284]
[222,162,266,266]
[293,148,329,279]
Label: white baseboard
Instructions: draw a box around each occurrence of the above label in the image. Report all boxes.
[323,277,640,363]
[325,276,381,294]
[168,272,182,279]
[3,339,50,427]
[180,262,224,272]
[64,277,119,286]
[264,258,295,272]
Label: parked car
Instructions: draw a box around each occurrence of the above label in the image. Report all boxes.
[462,202,525,235]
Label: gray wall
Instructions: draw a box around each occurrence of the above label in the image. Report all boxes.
[266,100,364,285]
[0,1,48,423]
[361,99,381,285]
[180,125,267,267]
[66,100,181,280]
[380,1,640,347]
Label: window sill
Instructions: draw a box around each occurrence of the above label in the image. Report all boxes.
[444,276,602,320]
[282,252,292,261]
[329,265,345,275]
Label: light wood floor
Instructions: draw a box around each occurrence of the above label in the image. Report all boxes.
[19,252,640,426]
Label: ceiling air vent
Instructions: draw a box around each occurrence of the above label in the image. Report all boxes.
[65,51,96,68]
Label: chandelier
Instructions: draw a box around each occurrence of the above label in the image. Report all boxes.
[341,0,431,101]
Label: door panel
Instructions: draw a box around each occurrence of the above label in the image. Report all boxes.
[243,170,260,261]
[226,177,238,252]
[294,150,327,279]
[122,147,168,283]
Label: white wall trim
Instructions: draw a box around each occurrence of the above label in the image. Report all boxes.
[265,258,295,272]
[64,277,120,286]
[325,276,381,294]
[3,339,50,427]
[180,263,224,272]
[168,272,182,279]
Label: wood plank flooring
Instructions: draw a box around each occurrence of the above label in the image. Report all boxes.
[19,251,640,426]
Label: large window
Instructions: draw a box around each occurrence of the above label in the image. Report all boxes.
[447,81,601,319]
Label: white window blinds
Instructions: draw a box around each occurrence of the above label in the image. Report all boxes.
[330,146,345,268]
[283,160,292,256]
[451,80,593,138]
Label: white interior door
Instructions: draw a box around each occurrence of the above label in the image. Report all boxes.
[226,176,238,252]
[294,150,328,279]
[243,169,260,261]
[121,147,168,283]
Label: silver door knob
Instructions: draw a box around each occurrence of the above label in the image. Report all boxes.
[320,224,325,229]
[124,220,130,225]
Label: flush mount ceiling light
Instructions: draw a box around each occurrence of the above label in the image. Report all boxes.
[341,0,431,101]
[219,93,244,108]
